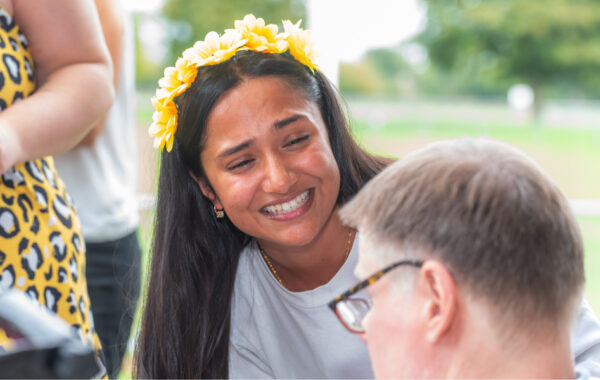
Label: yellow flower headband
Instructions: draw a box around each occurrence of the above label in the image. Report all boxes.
[149,14,319,152]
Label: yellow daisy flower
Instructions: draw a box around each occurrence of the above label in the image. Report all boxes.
[234,14,288,53]
[183,30,246,67]
[157,67,187,101]
[158,67,181,94]
[283,19,318,72]
[149,97,178,152]
[175,57,197,87]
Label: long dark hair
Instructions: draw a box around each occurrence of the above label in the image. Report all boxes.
[135,50,392,379]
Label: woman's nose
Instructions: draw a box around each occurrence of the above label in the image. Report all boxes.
[261,155,296,194]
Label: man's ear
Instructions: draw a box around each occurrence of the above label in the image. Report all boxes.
[189,171,223,209]
[417,260,457,344]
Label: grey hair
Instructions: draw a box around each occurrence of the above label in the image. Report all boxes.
[341,137,584,326]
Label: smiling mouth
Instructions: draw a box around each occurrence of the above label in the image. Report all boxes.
[262,190,311,216]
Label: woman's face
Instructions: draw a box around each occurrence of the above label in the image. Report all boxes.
[198,77,341,249]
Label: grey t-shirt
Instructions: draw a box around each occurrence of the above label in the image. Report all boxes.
[230,238,372,379]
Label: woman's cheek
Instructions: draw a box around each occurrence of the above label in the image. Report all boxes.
[301,145,340,177]
[218,173,262,208]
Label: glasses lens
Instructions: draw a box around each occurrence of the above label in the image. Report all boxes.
[336,297,370,333]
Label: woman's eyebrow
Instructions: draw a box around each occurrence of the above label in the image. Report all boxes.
[217,140,254,159]
[274,115,306,129]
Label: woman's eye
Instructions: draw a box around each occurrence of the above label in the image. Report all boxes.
[285,135,309,147]
[227,159,253,171]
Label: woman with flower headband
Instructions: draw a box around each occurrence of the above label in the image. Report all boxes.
[135,14,600,379]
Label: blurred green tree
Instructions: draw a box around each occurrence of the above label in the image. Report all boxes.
[339,48,413,98]
[162,0,305,64]
[417,0,600,117]
[339,61,387,97]
[134,14,164,88]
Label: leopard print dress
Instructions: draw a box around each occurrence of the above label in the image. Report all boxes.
[0,8,103,358]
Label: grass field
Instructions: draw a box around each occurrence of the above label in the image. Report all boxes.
[353,118,600,197]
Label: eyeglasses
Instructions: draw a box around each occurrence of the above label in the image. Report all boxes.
[328,259,423,333]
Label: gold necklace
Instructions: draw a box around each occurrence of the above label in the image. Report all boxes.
[259,228,356,286]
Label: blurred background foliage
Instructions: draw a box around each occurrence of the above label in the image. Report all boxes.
[135,0,600,110]
[416,0,600,115]
[341,0,600,111]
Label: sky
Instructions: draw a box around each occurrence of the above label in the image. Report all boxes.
[307,0,426,81]
[307,0,425,62]
[123,0,162,13]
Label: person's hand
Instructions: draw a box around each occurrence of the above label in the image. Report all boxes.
[0,122,20,174]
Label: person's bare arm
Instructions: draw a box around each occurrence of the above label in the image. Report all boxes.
[0,0,114,172]
[79,0,124,147]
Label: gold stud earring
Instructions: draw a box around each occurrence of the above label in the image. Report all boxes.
[214,205,225,219]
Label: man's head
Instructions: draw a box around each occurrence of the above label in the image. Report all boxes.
[338,137,584,378]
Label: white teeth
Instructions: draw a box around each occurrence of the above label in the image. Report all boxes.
[264,190,310,215]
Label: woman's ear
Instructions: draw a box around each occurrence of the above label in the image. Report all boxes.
[189,171,223,209]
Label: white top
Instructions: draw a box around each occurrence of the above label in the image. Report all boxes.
[54,15,138,242]
[230,236,600,379]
